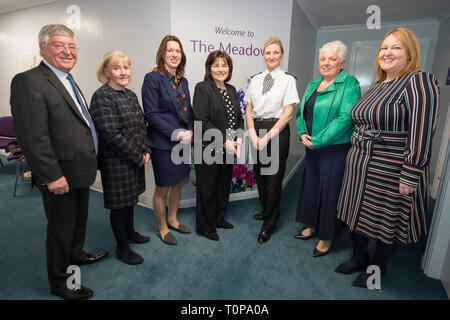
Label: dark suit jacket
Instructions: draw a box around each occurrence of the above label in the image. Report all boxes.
[141,71,194,151]
[10,61,97,190]
[192,80,244,143]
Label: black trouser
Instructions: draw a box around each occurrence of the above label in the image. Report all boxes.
[254,121,290,233]
[195,161,234,233]
[41,187,89,292]
[351,231,397,270]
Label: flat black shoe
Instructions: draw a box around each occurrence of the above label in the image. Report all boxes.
[51,285,93,300]
[218,220,234,229]
[115,248,143,265]
[128,232,150,244]
[204,232,219,241]
[71,251,108,266]
[294,228,315,240]
[253,213,264,221]
[335,255,370,274]
[257,229,271,244]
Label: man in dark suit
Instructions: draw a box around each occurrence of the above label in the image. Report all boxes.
[10,24,108,300]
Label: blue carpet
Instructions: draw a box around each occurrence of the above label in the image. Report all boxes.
[0,154,447,300]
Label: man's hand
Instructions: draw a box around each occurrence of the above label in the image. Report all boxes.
[47,176,69,195]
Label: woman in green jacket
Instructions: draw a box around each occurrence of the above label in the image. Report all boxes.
[295,40,360,257]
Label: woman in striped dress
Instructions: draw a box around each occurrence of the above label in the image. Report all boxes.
[335,28,439,287]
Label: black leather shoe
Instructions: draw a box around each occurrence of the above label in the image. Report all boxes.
[204,231,219,241]
[218,220,234,229]
[253,213,264,221]
[51,285,93,300]
[71,251,108,266]
[257,229,271,244]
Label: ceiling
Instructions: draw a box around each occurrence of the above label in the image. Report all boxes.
[297,0,450,29]
[0,0,449,26]
[0,0,59,14]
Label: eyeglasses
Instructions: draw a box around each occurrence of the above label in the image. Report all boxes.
[49,42,79,52]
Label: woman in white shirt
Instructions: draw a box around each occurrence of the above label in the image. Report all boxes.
[244,37,299,244]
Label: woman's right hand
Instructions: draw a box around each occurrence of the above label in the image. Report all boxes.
[300,134,314,150]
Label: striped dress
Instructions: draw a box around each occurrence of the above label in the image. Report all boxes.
[337,70,439,245]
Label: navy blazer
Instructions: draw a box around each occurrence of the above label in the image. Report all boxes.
[142,71,194,151]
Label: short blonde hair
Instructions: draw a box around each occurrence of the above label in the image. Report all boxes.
[319,40,347,61]
[263,37,284,54]
[96,51,131,84]
[375,27,420,82]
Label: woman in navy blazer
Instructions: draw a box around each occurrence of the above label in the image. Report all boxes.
[142,35,194,245]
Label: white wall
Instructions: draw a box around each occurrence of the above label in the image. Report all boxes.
[430,17,450,196]
[287,0,317,162]
[0,0,171,117]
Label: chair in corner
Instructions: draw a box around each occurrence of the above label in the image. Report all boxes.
[0,116,16,167]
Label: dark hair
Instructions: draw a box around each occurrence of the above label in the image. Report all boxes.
[152,35,186,77]
[203,50,233,82]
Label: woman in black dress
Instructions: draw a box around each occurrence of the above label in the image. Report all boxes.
[90,51,150,265]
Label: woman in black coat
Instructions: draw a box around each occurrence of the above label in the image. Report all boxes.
[90,51,150,265]
[192,50,244,241]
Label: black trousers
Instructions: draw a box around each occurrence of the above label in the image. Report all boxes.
[254,121,290,233]
[195,161,234,234]
[41,187,89,292]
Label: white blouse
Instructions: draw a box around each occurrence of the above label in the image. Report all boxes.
[244,67,299,119]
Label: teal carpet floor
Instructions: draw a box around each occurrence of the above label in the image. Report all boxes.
[0,154,447,300]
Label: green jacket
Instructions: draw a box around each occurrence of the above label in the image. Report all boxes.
[296,69,361,149]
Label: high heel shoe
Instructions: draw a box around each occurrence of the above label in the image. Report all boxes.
[294,227,315,240]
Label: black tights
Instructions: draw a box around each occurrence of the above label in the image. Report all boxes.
[351,231,397,270]
[110,206,136,251]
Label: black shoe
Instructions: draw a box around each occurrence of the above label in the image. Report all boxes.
[218,220,234,229]
[128,232,150,244]
[70,251,108,266]
[335,255,370,274]
[204,231,219,241]
[313,247,330,258]
[51,285,93,300]
[352,264,387,288]
[294,227,315,240]
[253,213,264,221]
[115,248,144,265]
[257,229,271,244]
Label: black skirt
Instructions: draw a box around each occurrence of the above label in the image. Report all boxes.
[295,143,350,241]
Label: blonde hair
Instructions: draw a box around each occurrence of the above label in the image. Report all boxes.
[96,51,131,84]
[375,27,420,82]
[263,37,284,54]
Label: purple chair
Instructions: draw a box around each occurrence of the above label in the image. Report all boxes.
[7,152,26,197]
[0,116,16,167]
